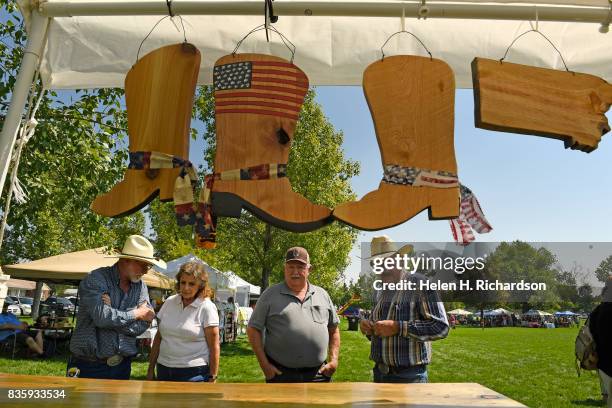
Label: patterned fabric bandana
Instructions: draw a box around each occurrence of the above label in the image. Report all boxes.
[129,151,287,248]
[382,164,492,245]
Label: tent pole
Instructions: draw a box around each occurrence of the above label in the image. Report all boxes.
[0,11,49,205]
[40,1,612,24]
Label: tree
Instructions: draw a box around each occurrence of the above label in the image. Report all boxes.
[1,1,144,264]
[595,255,612,283]
[576,283,595,312]
[148,87,360,296]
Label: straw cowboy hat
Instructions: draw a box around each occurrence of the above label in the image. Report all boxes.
[108,235,167,269]
[367,235,413,262]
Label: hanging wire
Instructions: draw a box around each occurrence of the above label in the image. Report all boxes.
[233,24,296,62]
[380,31,433,60]
[264,0,279,42]
[135,0,189,64]
[499,29,570,72]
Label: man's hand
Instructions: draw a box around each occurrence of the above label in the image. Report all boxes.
[101,293,111,306]
[261,361,282,380]
[319,360,337,377]
[360,319,374,336]
[146,367,155,381]
[134,303,155,322]
[374,320,400,337]
[19,322,29,330]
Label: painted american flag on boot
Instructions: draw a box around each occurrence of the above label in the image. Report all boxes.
[213,60,308,120]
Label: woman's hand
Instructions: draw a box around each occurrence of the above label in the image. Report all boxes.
[101,293,111,306]
[146,366,155,381]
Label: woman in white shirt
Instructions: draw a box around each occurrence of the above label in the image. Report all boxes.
[147,262,220,382]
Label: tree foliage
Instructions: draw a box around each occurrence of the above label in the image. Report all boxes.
[595,254,612,283]
[0,1,144,264]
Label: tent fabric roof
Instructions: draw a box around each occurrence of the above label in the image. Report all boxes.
[19,0,612,89]
[448,308,472,315]
[3,248,175,289]
[6,278,50,291]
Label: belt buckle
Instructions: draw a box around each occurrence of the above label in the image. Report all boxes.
[377,362,390,375]
[106,355,123,367]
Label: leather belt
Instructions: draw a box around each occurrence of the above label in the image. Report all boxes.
[72,354,124,367]
[377,362,422,375]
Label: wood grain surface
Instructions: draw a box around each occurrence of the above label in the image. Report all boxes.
[472,57,612,152]
[333,55,460,230]
[211,53,331,232]
[0,374,526,407]
[91,43,200,217]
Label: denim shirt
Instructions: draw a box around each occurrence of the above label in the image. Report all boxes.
[69,264,151,359]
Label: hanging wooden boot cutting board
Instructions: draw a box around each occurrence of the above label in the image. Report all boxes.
[472,57,612,152]
[91,43,200,217]
[210,53,332,232]
[333,55,460,230]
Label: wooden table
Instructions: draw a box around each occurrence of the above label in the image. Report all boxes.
[0,374,525,407]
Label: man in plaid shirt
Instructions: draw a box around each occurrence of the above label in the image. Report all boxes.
[360,236,449,383]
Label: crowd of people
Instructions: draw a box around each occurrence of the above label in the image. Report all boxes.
[58,234,450,384]
[2,232,610,406]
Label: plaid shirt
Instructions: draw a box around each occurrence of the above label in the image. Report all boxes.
[70,264,150,359]
[370,272,449,367]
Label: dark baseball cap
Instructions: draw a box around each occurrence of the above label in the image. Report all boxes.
[285,247,310,265]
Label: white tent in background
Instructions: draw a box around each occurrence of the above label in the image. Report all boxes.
[154,254,230,290]
[524,309,552,317]
[153,255,260,299]
[448,308,473,316]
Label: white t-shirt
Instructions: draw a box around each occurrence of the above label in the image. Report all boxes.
[156,294,219,368]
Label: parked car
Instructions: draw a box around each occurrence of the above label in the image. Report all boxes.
[8,296,32,316]
[65,296,79,313]
[41,296,75,317]
[2,296,21,315]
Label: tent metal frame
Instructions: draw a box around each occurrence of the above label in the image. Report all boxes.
[0,0,611,224]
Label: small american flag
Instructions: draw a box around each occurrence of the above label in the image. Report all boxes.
[213,59,308,120]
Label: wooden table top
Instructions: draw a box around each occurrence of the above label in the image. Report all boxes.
[0,374,526,407]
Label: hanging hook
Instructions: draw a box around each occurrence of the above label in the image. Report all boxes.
[401,6,406,31]
[264,0,279,43]
[600,0,612,33]
[535,6,539,31]
[418,0,429,20]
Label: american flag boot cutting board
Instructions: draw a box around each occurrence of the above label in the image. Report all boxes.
[211,53,332,232]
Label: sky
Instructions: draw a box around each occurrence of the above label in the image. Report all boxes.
[187,87,612,284]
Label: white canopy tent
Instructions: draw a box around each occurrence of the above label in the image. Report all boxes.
[1,0,611,224]
[153,254,260,296]
[448,308,473,315]
[2,0,610,312]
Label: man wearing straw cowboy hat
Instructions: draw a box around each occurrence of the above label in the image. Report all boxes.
[68,235,166,379]
[360,235,449,383]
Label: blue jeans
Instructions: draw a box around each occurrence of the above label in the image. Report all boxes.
[67,356,132,380]
[373,364,428,383]
[156,364,210,382]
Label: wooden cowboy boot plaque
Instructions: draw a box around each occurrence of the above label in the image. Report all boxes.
[210,53,332,232]
[333,55,460,230]
[91,43,200,217]
[472,57,612,152]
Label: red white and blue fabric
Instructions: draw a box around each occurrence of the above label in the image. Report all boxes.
[449,185,492,245]
[382,164,492,245]
[129,151,288,249]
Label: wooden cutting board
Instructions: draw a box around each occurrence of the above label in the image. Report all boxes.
[211,53,332,232]
[472,57,612,152]
[91,43,200,217]
[333,55,460,231]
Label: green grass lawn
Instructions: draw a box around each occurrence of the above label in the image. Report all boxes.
[0,320,604,407]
